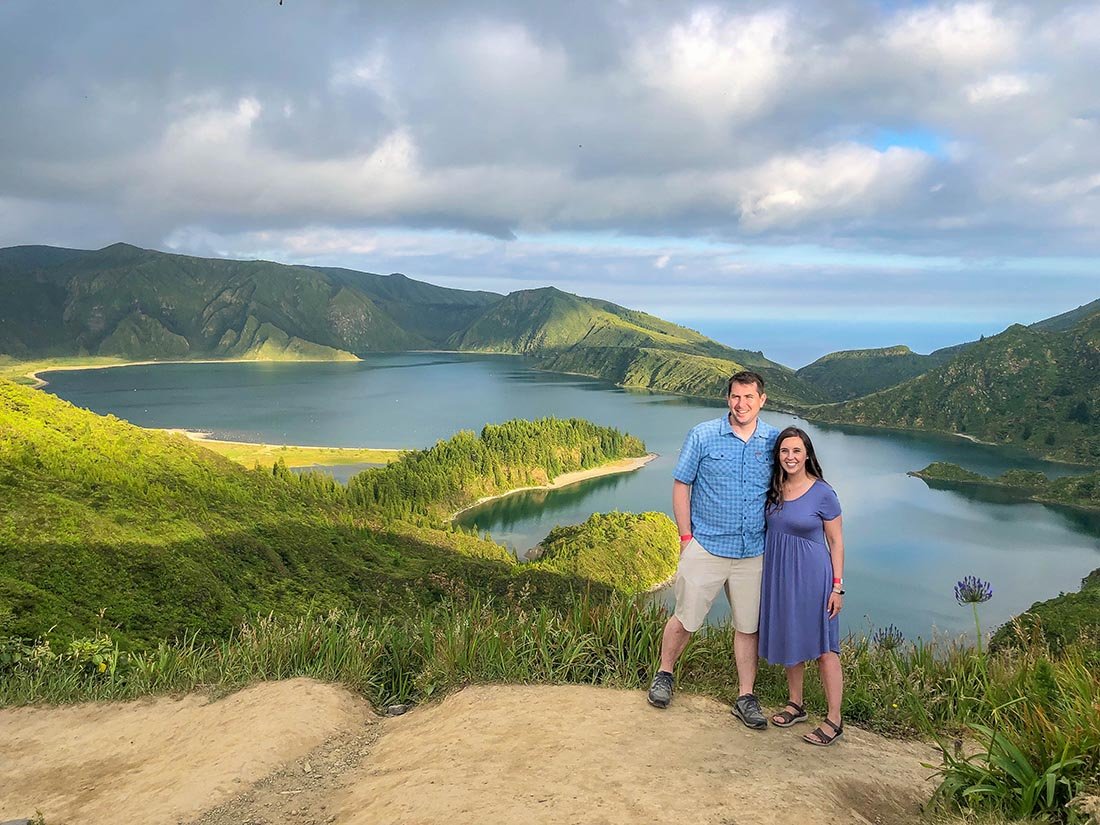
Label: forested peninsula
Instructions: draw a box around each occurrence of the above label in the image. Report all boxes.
[910,461,1100,510]
[0,379,677,646]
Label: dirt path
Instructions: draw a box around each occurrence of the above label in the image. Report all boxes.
[0,680,938,825]
[0,680,376,825]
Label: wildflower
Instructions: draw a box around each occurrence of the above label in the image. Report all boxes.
[954,576,993,605]
[954,575,993,655]
[872,624,905,651]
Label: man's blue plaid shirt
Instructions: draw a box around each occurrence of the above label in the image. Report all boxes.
[672,415,779,558]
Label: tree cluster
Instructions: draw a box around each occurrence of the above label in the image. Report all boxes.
[346,417,645,522]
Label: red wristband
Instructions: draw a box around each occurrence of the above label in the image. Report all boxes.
[679,533,693,542]
[833,577,842,584]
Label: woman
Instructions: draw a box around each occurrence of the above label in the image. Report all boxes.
[758,426,846,746]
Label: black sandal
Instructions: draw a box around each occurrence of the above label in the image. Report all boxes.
[770,701,807,728]
[802,717,843,746]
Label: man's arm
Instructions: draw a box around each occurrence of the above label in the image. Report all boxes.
[672,479,692,554]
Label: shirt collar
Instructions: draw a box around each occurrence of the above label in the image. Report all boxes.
[720,414,764,441]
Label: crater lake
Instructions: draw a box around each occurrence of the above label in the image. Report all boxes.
[43,353,1100,641]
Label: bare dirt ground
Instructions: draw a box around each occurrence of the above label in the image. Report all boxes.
[1,679,939,825]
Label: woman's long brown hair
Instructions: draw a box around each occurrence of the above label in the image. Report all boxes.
[766,426,826,511]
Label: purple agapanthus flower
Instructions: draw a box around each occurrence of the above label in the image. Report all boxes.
[872,624,905,651]
[954,576,993,605]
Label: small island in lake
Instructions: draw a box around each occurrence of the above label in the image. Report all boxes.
[909,461,1100,510]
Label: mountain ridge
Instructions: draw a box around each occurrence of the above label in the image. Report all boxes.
[810,311,1100,463]
[2,243,1097,444]
[0,243,826,406]
[796,344,954,401]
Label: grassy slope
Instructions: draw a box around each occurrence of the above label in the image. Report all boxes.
[1029,297,1100,332]
[0,380,612,645]
[991,569,1100,653]
[529,511,679,592]
[181,437,405,469]
[810,313,1100,463]
[450,287,825,408]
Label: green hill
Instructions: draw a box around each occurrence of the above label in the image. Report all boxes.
[0,380,644,645]
[991,568,1100,653]
[796,345,952,401]
[529,511,679,592]
[1029,297,1100,333]
[811,312,1100,463]
[797,300,1100,403]
[451,287,825,408]
[312,266,501,344]
[0,243,829,405]
[0,243,423,360]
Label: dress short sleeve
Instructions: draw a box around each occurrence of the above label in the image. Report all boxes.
[673,428,701,484]
[817,483,842,521]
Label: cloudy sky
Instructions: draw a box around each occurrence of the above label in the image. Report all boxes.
[2,1,1098,365]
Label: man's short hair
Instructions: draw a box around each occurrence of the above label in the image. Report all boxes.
[726,370,765,396]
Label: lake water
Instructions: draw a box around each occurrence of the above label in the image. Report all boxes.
[44,355,1100,641]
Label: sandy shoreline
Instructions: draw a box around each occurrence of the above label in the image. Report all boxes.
[154,428,406,468]
[953,432,997,445]
[451,453,658,520]
[159,428,403,452]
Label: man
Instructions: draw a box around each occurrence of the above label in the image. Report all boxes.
[647,370,779,729]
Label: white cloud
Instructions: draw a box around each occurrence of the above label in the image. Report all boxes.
[886,2,1021,71]
[733,144,932,231]
[632,8,790,124]
[964,73,1031,103]
[175,97,261,145]
[2,0,1100,268]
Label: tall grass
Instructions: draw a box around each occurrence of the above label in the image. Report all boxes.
[3,598,1097,822]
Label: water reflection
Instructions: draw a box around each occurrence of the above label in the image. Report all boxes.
[916,476,1100,535]
[458,473,631,549]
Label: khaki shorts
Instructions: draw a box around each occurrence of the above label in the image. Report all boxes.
[673,539,763,634]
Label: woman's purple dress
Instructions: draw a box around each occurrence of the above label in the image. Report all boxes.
[758,480,842,667]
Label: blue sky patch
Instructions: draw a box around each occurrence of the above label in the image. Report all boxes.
[871,127,948,156]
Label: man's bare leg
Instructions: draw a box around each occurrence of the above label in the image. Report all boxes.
[733,630,758,696]
[659,614,692,672]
